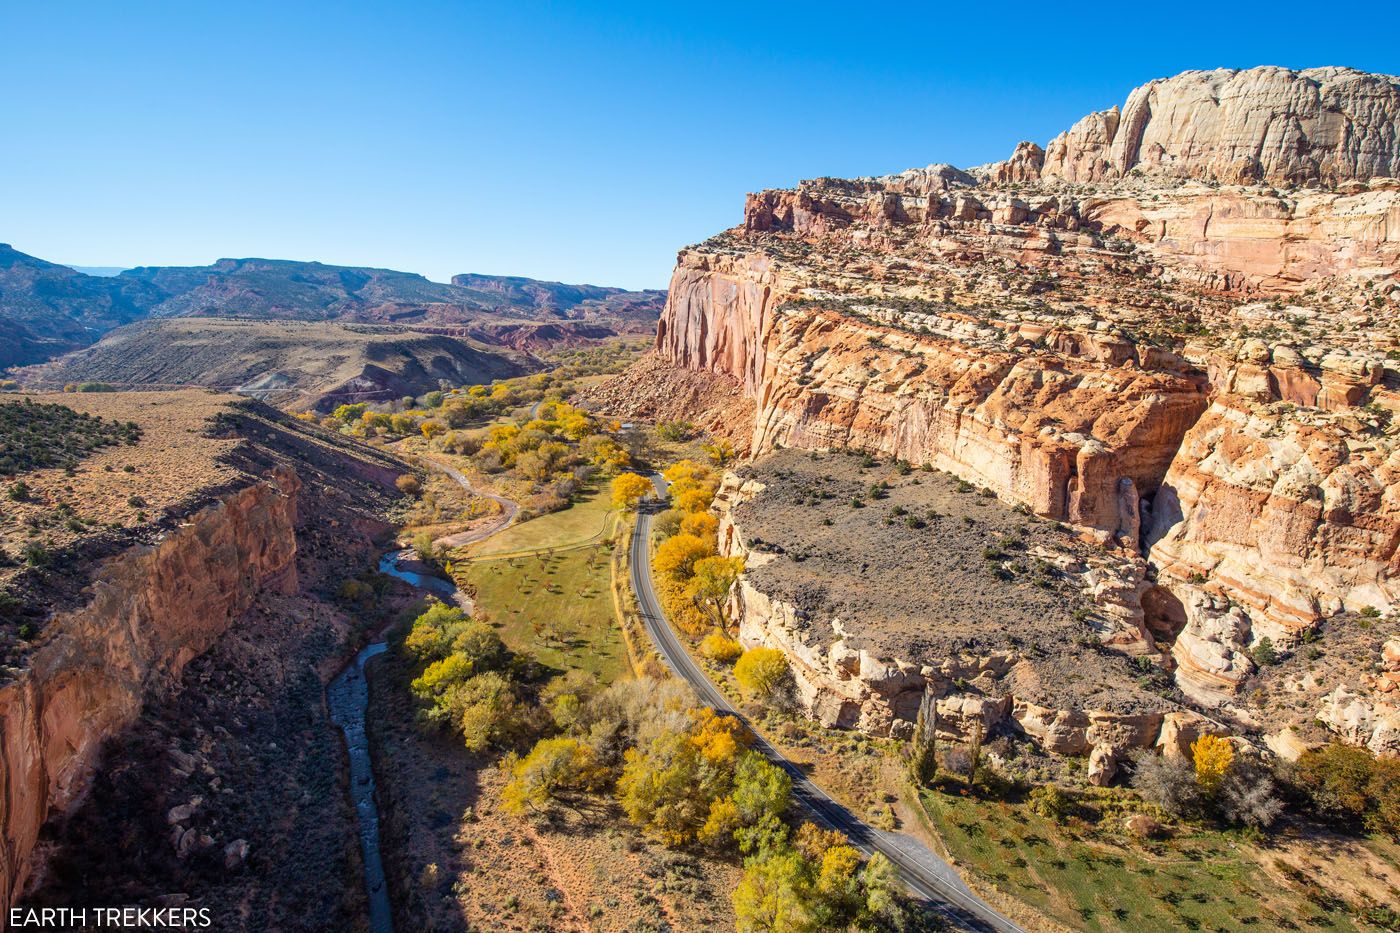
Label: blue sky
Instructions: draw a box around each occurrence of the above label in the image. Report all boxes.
[3,1,1396,290]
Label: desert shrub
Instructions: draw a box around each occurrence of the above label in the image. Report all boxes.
[1216,755,1285,829]
[337,578,375,605]
[395,473,422,496]
[1028,784,1076,823]
[734,647,790,702]
[411,530,438,561]
[438,430,482,455]
[1130,750,1205,819]
[20,542,50,568]
[702,439,736,466]
[701,631,744,664]
[0,400,140,475]
[1249,636,1279,667]
[1297,742,1400,837]
[656,421,696,442]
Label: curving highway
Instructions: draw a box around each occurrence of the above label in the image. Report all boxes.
[629,475,1024,933]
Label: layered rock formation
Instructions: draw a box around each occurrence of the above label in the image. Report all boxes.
[613,65,1400,755]
[1026,67,1400,187]
[712,454,1214,783]
[0,470,299,909]
[0,393,413,918]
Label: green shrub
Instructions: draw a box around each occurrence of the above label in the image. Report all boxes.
[1297,742,1400,837]
[0,400,139,474]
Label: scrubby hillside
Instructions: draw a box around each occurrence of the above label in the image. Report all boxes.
[0,249,665,372]
[14,318,533,411]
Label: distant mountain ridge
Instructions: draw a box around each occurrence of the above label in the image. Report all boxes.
[0,245,664,367]
[66,266,128,277]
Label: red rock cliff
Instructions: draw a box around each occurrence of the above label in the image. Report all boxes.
[0,468,300,909]
[634,66,1400,734]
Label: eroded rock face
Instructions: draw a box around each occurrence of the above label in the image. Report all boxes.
[715,460,1176,772]
[1311,639,1400,756]
[0,470,300,909]
[1025,67,1400,187]
[1146,393,1400,647]
[608,66,1400,760]
[664,254,1208,536]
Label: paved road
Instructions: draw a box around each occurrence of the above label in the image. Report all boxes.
[629,475,1023,933]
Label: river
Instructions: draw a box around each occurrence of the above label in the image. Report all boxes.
[327,548,467,933]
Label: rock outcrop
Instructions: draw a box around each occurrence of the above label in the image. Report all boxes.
[607,65,1400,755]
[1011,67,1400,187]
[714,455,1179,784]
[0,470,300,910]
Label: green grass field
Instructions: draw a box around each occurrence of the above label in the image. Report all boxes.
[458,543,627,683]
[467,482,616,558]
[916,787,1383,932]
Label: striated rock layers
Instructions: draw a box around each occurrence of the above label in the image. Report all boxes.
[0,470,300,910]
[626,65,1400,751]
[1022,67,1400,188]
[712,458,1217,783]
[663,250,1208,535]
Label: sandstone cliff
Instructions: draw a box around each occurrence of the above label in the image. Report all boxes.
[713,455,1218,785]
[614,65,1400,754]
[0,393,413,920]
[0,470,300,909]
[995,66,1400,187]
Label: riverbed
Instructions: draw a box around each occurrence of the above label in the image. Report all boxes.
[328,548,466,933]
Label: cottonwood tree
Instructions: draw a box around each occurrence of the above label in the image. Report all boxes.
[906,687,938,787]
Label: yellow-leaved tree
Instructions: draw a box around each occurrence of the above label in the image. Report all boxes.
[734,647,790,702]
[654,533,716,580]
[610,471,652,511]
[1191,734,1234,792]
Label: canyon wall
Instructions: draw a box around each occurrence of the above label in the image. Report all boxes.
[0,470,301,909]
[1017,67,1400,187]
[1144,368,1400,704]
[633,65,1400,744]
[660,251,1209,536]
